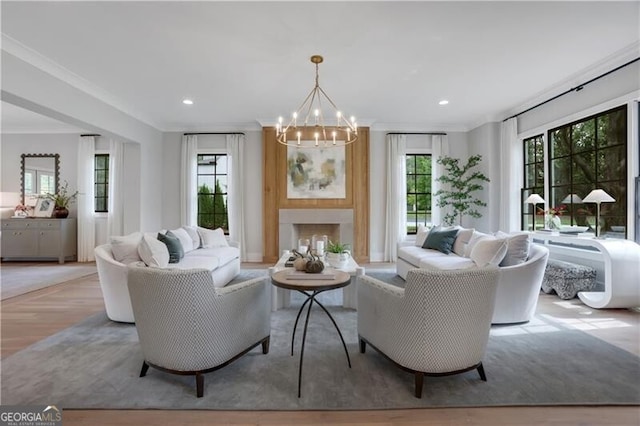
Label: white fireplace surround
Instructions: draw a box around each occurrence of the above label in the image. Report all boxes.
[279,209,354,254]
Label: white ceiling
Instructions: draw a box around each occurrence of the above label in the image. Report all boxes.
[1,1,639,133]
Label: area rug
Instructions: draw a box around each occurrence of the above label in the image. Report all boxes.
[0,262,97,300]
[1,270,639,409]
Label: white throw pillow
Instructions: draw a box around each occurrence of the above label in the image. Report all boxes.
[452,228,475,257]
[170,227,194,253]
[463,231,490,257]
[138,235,169,268]
[198,227,229,248]
[182,226,201,249]
[495,231,531,266]
[470,238,508,267]
[109,232,143,264]
[415,225,431,247]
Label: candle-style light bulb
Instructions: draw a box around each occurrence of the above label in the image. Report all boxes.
[292,112,298,127]
[314,132,319,146]
[332,131,337,146]
[314,109,319,125]
[297,131,301,145]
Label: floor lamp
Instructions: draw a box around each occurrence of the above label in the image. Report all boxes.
[524,194,545,231]
[582,189,615,238]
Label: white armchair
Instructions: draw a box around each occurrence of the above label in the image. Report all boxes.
[357,267,499,398]
[127,265,271,397]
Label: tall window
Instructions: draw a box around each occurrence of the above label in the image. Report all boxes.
[406,154,432,234]
[522,134,544,230]
[94,154,109,212]
[548,105,627,236]
[197,154,229,232]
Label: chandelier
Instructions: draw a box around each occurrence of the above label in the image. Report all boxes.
[276,55,358,147]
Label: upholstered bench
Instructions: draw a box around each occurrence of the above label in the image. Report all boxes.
[541,259,597,299]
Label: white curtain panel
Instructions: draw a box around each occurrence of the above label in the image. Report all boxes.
[499,118,522,231]
[384,134,407,262]
[107,139,124,237]
[431,134,450,225]
[77,136,95,262]
[226,134,247,260]
[180,135,198,227]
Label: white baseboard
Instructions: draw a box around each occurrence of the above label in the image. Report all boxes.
[370,252,385,262]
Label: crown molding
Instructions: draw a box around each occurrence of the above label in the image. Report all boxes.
[500,41,640,121]
[164,122,263,133]
[1,34,162,131]
[370,122,470,133]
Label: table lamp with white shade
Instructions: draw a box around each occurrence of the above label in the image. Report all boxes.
[561,194,583,204]
[524,194,545,231]
[582,189,615,238]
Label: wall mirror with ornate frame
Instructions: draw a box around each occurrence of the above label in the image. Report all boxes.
[21,153,60,205]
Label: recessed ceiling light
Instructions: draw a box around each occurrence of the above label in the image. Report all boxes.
[439,100,449,105]
[182,99,194,105]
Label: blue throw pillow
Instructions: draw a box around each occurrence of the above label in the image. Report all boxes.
[158,231,184,264]
[422,227,459,254]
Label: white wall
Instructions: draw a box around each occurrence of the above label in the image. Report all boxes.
[1,50,164,233]
[518,61,640,134]
[467,122,501,233]
[368,130,469,261]
[161,131,263,261]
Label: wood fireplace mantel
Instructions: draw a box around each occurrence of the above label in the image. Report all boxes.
[262,127,370,264]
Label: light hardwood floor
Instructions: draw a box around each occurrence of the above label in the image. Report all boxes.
[1,263,639,426]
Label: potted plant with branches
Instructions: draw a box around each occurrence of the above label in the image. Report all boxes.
[434,154,490,226]
[43,180,78,218]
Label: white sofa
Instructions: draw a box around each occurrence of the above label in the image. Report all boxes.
[397,228,549,325]
[95,227,241,323]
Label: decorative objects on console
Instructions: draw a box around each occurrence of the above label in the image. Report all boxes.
[582,189,616,238]
[524,193,545,231]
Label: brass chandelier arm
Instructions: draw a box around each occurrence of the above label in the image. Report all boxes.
[276,55,358,147]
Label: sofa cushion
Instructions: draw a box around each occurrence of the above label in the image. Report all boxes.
[198,227,229,248]
[414,225,430,247]
[158,231,184,264]
[138,235,170,268]
[423,226,459,254]
[398,245,450,266]
[464,231,491,257]
[171,255,220,271]
[182,226,201,249]
[452,227,475,257]
[186,246,240,267]
[109,232,143,264]
[495,231,531,266]
[470,238,508,267]
[420,255,476,270]
[170,227,194,253]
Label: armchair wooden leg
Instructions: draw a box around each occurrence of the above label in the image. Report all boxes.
[359,338,366,354]
[477,363,487,381]
[262,336,270,354]
[140,361,149,377]
[196,373,204,398]
[414,372,424,398]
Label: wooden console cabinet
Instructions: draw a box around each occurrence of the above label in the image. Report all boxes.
[1,218,77,264]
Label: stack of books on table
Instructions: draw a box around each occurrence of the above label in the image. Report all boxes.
[286,271,336,280]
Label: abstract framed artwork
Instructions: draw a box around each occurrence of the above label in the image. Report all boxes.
[286,142,346,199]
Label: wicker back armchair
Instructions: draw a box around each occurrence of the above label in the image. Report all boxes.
[127,266,271,397]
[357,267,499,398]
